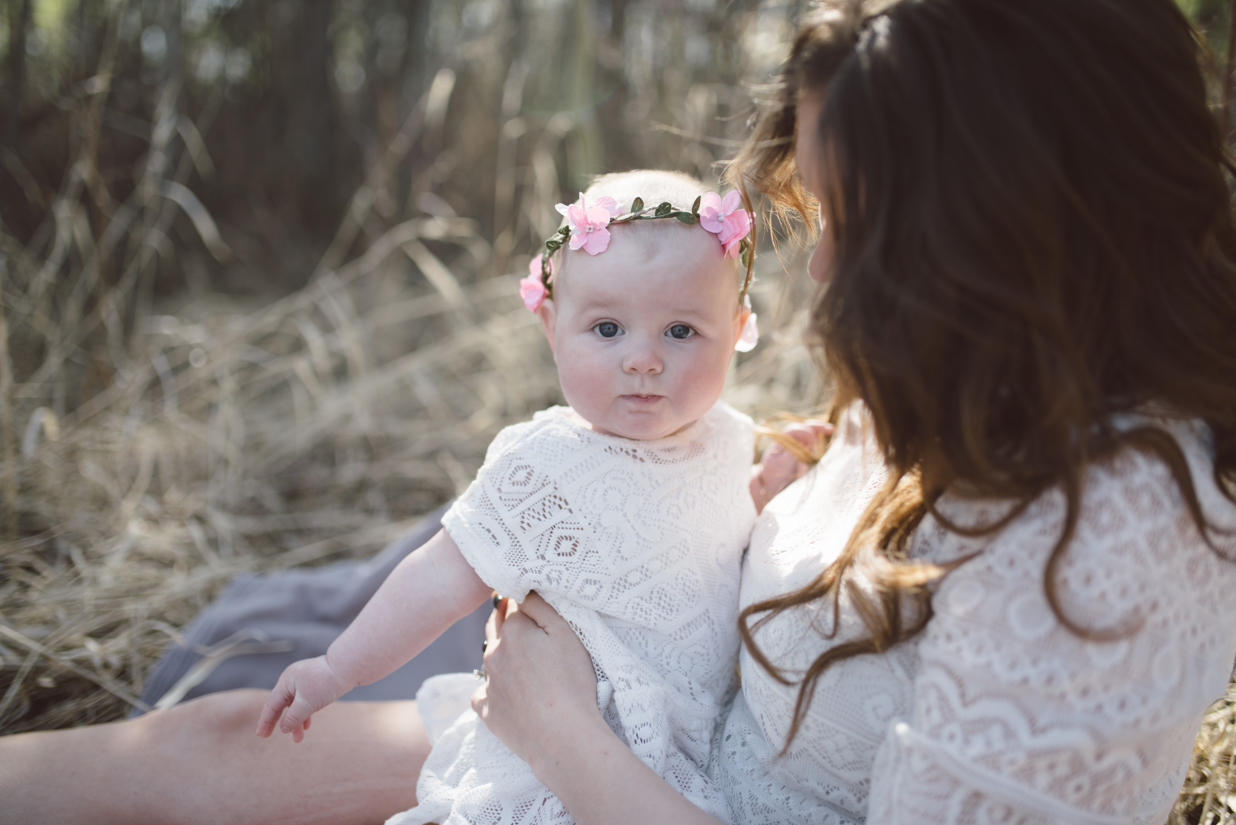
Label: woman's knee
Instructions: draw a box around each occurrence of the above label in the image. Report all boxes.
[141,688,268,743]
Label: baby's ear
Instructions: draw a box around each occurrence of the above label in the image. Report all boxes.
[733,302,750,342]
[732,299,758,352]
[537,299,558,358]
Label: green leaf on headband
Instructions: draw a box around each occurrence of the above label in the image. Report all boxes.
[631,197,644,213]
[741,241,753,269]
[654,202,673,217]
[691,195,701,215]
[675,212,697,225]
[546,239,562,252]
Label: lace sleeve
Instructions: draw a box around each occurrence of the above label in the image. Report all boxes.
[867,443,1236,825]
[441,419,595,602]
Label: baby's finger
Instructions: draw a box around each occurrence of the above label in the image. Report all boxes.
[760,443,799,477]
[291,714,311,743]
[255,703,283,738]
[785,420,832,449]
[807,419,833,437]
[255,682,294,737]
[278,693,317,738]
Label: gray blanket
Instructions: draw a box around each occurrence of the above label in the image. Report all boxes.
[135,505,488,714]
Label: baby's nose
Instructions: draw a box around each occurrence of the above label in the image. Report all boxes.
[622,341,663,374]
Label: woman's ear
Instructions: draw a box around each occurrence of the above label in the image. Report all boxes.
[537,299,558,359]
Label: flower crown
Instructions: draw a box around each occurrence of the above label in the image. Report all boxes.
[519,190,758,351]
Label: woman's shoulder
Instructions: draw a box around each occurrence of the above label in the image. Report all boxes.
[925,416,1235,564]
[921,416,1236,718]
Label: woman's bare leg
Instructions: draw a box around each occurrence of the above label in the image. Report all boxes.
[0,689,429,825]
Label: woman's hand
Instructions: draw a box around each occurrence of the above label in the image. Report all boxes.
[471,594,725,825]
[750,419,832,514]
[471,593,603,769]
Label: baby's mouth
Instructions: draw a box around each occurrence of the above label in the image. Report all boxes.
[622,394,663,403]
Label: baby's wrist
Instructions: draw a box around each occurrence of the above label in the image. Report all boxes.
[322,649,361,691]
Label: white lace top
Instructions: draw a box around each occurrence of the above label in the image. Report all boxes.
[715,404,1236,824]
[393,401,756,825]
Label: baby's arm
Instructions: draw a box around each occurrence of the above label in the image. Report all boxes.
[750,419,831,514]
[255,528,492,742]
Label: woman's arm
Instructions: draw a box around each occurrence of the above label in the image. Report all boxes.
[257,528,492,740]
[472,594,727,825]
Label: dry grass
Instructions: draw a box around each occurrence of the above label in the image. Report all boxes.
[0,194,822,735]
[1174,681,1236,825]
[0,182,823,736]
[0,0,822,734]
[0,46,825,732]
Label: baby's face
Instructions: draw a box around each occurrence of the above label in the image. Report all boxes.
[539,226,743,440]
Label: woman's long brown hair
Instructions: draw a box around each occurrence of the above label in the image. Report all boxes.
[729,0,1236,751]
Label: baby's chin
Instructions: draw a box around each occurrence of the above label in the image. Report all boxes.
[586,402,707,441]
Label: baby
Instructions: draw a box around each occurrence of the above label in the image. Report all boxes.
[257,170,774,825]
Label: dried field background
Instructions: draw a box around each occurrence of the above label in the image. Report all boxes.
[0,1,1231,823]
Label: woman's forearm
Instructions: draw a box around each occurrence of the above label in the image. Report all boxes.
[526,710,727,825]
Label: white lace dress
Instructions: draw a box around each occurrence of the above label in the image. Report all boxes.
[390,401,756,825]
[716,404,1236,824]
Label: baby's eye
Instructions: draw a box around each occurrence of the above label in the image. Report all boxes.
[667,324,695,340]
[594,322,621,338]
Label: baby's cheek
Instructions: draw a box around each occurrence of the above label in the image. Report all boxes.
[556,356,607,413]
[685,344,733,409]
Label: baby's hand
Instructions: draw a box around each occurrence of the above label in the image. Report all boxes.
[255,655,352,743]
[750,420,832,514]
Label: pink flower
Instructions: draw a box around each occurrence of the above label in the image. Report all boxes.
[699,190,752,258]
[594,195,622,217]
[520,254,551,311]
[555,193,621,256]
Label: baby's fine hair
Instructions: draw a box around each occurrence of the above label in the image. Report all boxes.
[554,169,743,291]
[583,169,712,212]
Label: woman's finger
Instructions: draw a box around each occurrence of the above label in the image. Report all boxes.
[512,591,560,631]
[470,680,488,717]
[485,597,506,647]
[472,592,597,742]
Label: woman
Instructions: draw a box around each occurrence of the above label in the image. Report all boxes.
[2,0,1235,822]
